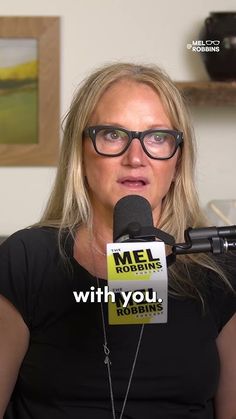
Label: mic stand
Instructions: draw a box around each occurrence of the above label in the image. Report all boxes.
[115,221,175,245]
[171,225,236,266]
[115,222,236,267]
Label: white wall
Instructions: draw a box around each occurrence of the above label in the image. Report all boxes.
[0,0,235,235]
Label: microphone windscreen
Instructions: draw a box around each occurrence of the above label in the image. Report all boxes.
[113,195,153,242]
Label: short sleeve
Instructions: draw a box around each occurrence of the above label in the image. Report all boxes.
[0,228,55,329]
[0,231,33,327]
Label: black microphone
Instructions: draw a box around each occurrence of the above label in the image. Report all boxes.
[113,195,154,242]
[109,195,170,324]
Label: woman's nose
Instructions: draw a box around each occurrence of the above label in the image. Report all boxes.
[122,138,147,167]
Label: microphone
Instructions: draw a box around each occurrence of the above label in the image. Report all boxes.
[113,195,175,245]
[109,194,169,325]
[113,195,154,243]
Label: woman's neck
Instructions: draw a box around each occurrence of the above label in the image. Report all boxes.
[74,219,113,279]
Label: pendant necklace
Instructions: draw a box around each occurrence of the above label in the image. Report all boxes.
[96,277,144,419]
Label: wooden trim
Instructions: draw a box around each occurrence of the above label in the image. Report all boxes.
[175,81,236,106]
[0,17,60,166]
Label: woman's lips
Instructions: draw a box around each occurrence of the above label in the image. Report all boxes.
[118,177,149,188]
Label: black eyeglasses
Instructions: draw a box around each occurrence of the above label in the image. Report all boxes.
[84,125,183,160]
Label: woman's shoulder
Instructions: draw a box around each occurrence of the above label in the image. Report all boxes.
[7,225,58,242]
[0,228,57,328]
[0,226,59,253]
[206,252,236,332]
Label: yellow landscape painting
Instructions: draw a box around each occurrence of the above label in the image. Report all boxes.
[0,38,38,145]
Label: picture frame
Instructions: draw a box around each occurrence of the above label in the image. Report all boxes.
[0,16,60,166]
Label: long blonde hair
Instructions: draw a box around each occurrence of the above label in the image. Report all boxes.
[39,62,230,299]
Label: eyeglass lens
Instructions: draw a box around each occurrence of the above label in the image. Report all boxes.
[95,127,178,158]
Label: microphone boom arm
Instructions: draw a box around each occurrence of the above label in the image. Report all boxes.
[117,222,236,266]
[173,225,236,255]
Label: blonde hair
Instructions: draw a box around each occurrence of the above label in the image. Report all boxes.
[38,62,230,299]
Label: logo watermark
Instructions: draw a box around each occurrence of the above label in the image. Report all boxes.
[187,40,220,52]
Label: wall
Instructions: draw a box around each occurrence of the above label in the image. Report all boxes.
[0,0,235,235]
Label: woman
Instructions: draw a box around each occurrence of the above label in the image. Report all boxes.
[0,62,235,419]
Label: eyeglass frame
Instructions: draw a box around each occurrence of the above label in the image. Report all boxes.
[83,125,183,160]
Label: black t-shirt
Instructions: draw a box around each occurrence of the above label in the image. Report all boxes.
[0,227,235,419]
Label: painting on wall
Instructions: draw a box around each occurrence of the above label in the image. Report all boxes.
[0,17,60,166]
[0,38,38,145]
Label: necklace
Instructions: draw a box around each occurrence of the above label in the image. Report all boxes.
[96,277,144,419]
[91,243,106,257]
[89,230,107,256]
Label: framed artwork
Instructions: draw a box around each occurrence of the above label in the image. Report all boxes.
[0,16,60,165]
